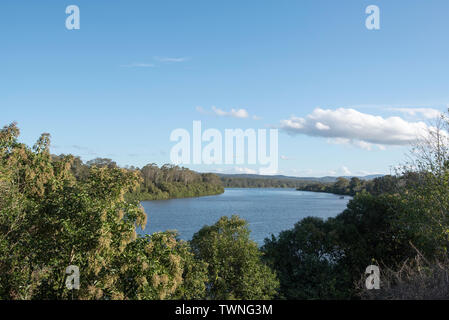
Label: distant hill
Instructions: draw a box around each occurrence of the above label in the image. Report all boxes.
[217,173,383,183]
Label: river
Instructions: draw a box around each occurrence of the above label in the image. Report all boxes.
[139,188,350,245]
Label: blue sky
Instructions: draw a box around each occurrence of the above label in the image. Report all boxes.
[1,0,449,176]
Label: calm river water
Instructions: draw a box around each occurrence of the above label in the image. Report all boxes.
[139,188,350,245]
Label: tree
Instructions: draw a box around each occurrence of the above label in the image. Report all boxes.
[397,112,449,257]
[136,164,224,201]
[333,177,350,195]
[86,157,118,169]
[115,232,208,300]
[333,192,414,279]
[353,110,449,299]
[0,123,208,300]
[190,216,279,300]
[349,177,364,195]
[262,217,349,299]
[262,192,414,300]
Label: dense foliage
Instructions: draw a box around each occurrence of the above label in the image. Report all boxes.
[0,124,211,300]
[262,191,415,299]
[136,164,223,200]
[220,176,313,188]
[296,175,401,196]
[0,124,276,300]
[57,156,224,201]
[190,216,279,299]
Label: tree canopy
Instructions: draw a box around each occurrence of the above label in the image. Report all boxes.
[190,216,279,300]
[0,123,208,299]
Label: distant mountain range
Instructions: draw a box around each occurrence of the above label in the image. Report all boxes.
[216,173,384,183]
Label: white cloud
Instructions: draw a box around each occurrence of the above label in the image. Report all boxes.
[234,167,258,174]
[341,166,351,175]
[197,106,259,119]
[230,109,249,118]
[327,138,376,150]
[211,106,229,117]
[388,107,441,119]
[315,122,330,130]
[154,56,189,63]
[326,166,351,176]
[351,140,373,150]
[280,108,431,149]
[120,63,155,68]
[212,106,249,118]
[210,167,258,174]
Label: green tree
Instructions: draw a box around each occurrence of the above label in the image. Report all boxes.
[333,192,414,280]
[0,123,208,300]
[396,113,449,257]
[349,177,364,196]
[190,216,279,300]
[262,217,350,299]
[262,192,414,299]
[115,231,208,300]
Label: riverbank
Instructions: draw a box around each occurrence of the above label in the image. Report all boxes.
[129,184,224,201]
